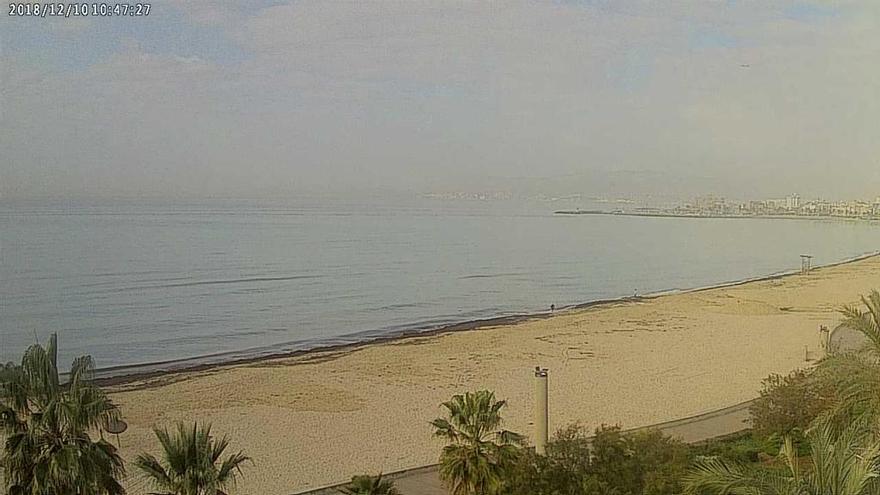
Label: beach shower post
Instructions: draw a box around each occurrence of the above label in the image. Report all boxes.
[534,366,549,455]
[819,325,830,355]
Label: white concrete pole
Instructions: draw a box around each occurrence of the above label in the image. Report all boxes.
[534,367,549,455]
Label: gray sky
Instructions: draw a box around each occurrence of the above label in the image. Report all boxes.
[2,1,879,201]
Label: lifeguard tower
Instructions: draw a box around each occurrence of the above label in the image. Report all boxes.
[800,254,813,274]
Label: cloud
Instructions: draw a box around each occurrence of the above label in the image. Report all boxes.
[1,0,878,200]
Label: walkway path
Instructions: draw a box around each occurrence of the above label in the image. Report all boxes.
[300,399,754,495]
[301,328,871,495]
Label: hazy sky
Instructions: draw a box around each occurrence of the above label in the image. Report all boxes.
[2,1,879,201]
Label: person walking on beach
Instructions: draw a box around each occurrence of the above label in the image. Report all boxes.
[550,304,555,312]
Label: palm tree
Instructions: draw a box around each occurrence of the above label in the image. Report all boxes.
[431,390,524,495]
[337,473,400,495]
[135,422,250,495]
[684,424,880,495]
[814,290,880,428]
[0,334,125,495]
[840,290,880,354]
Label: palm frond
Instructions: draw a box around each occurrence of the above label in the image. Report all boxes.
[0,334,125,495]
[685,425,880,495]
[431,390,523,495]
[136,421,250,495]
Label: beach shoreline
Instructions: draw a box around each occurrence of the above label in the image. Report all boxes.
[95,250,879,388]
[108,253,880,494]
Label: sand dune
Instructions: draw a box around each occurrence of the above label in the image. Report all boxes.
[110,256,880,494]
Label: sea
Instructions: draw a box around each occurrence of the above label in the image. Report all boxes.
[2,197,879,374]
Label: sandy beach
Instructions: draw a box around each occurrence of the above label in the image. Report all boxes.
[109,255,880,494]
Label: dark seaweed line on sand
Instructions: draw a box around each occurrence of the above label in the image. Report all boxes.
[92,251,880,388]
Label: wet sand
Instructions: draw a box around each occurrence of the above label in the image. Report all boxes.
[110,255,880,494]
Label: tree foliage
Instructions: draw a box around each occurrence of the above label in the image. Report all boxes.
[431,390,524,495]
[337,473,400,495]
[810,290,880,429]
[840,290,880,355]
[685,424,880,495]
[135,422,250,495]
[504,424,692,495]
[0,334,125,495]
[687,290,880,495]
[748,369,835,439]
[503,423,593,495]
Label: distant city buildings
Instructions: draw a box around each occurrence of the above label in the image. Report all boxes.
[422,191,513,201]
[666,194,880,220]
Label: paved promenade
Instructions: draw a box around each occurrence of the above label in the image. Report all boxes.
[301,399,754,495]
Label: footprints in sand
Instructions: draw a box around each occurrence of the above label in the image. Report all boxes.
[563,346,595,361]
[286,385,365,413]
[530,331,599,363]
[610,313,689,333]
[645,367,711,385]
[694,294,784,316]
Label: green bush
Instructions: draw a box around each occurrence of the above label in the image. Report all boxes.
[748,369,835,439]
[503,424,692,495]
[337,473,399,495]
[693,432,779,464]
[628,430,692,495]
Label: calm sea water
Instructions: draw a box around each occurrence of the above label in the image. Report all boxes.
[2,199,879,371]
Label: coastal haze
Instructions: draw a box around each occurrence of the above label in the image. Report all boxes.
[2,1,880,201]
[3,198,880,370]
[4,1,880,495]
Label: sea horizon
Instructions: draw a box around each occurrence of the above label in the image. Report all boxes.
[3,198,880,372]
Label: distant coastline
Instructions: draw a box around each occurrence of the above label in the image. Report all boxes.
[555,209,880,222]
